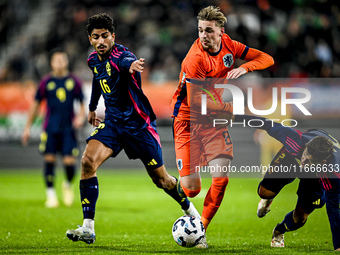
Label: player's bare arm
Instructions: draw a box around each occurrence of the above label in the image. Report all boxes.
[73,102,86,129]
[22,100,40,146]
[129,58,145,73]
[88,111,102,127]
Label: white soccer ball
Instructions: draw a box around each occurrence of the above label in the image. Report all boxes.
[172,215,205,248]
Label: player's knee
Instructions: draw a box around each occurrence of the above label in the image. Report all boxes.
[258,183,276,199]
[81,154,96,176]
[285,211,307,231]
[44,154,56,163]
[180,183,201,198]
[257,186,267,198]
[179,178,201,198]
[62,156,76,165]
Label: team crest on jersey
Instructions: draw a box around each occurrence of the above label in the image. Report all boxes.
[106,62,111,76]
[177,159,183,170]
[47,81,56,90]
[223,54,234,68]
[65,78,74,91]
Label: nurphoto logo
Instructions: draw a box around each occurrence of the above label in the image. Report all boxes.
[200,83,312,128]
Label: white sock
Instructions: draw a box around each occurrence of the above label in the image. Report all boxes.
[46,187,57,198]
[83,219,95,231]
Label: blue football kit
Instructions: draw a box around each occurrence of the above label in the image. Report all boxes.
[86,44,163,170]
[75,42,192,224]
[235,115,340,249]
[35,74,84,155]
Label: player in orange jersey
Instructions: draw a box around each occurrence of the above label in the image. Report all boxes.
[171,6,274,247]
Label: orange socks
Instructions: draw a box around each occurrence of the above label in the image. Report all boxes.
[202,177,229,230]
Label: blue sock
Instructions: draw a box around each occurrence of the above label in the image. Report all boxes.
[80,177,99,220]
[44,162,55,188]
[64,165,75,183]
[163,176,190,210]
[275,210,306,233]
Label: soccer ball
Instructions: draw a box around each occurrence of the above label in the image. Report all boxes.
[172,215,205,248]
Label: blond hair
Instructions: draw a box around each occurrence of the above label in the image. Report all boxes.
[197,6,227,28]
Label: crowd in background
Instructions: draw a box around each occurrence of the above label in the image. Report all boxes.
[1,0,340,83]
[0,0,39,46]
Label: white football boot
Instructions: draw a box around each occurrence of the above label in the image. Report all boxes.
[271,227,284,247]
[66,225,96,244]
[196,235,208,249]
[257,198,273,218]
[183,202,201,219]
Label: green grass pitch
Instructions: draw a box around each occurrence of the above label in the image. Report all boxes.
[0,169,333,254]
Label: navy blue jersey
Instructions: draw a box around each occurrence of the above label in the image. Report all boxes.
[87,44,156,130]
[267,126,340,188]
[235,115,340,187]
[235,115,340,188]
[35,74,84,133]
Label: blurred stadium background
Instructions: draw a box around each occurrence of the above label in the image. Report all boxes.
[0,0,340,170]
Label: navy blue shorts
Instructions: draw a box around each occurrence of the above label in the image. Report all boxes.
[39,128,79,157]
[86,119,164,170]
[296,178,325,213]
[260,146,325,213]
[260,146,297,193]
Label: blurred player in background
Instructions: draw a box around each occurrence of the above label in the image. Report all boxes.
[234,114,340,251]
[22,49,85,208]
[171,6,274,248]
[66,13,199,245]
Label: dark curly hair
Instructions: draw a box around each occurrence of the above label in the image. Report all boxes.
[306,136,334,162]
[86,13,115,35]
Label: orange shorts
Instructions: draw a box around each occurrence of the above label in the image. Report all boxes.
[173,118,233,177]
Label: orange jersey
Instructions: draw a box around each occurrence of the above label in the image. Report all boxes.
[171,33,274,121]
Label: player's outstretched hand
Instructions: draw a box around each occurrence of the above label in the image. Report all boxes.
[226,67,247,79]
[129,58,145,73]
[88,111,102,127]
